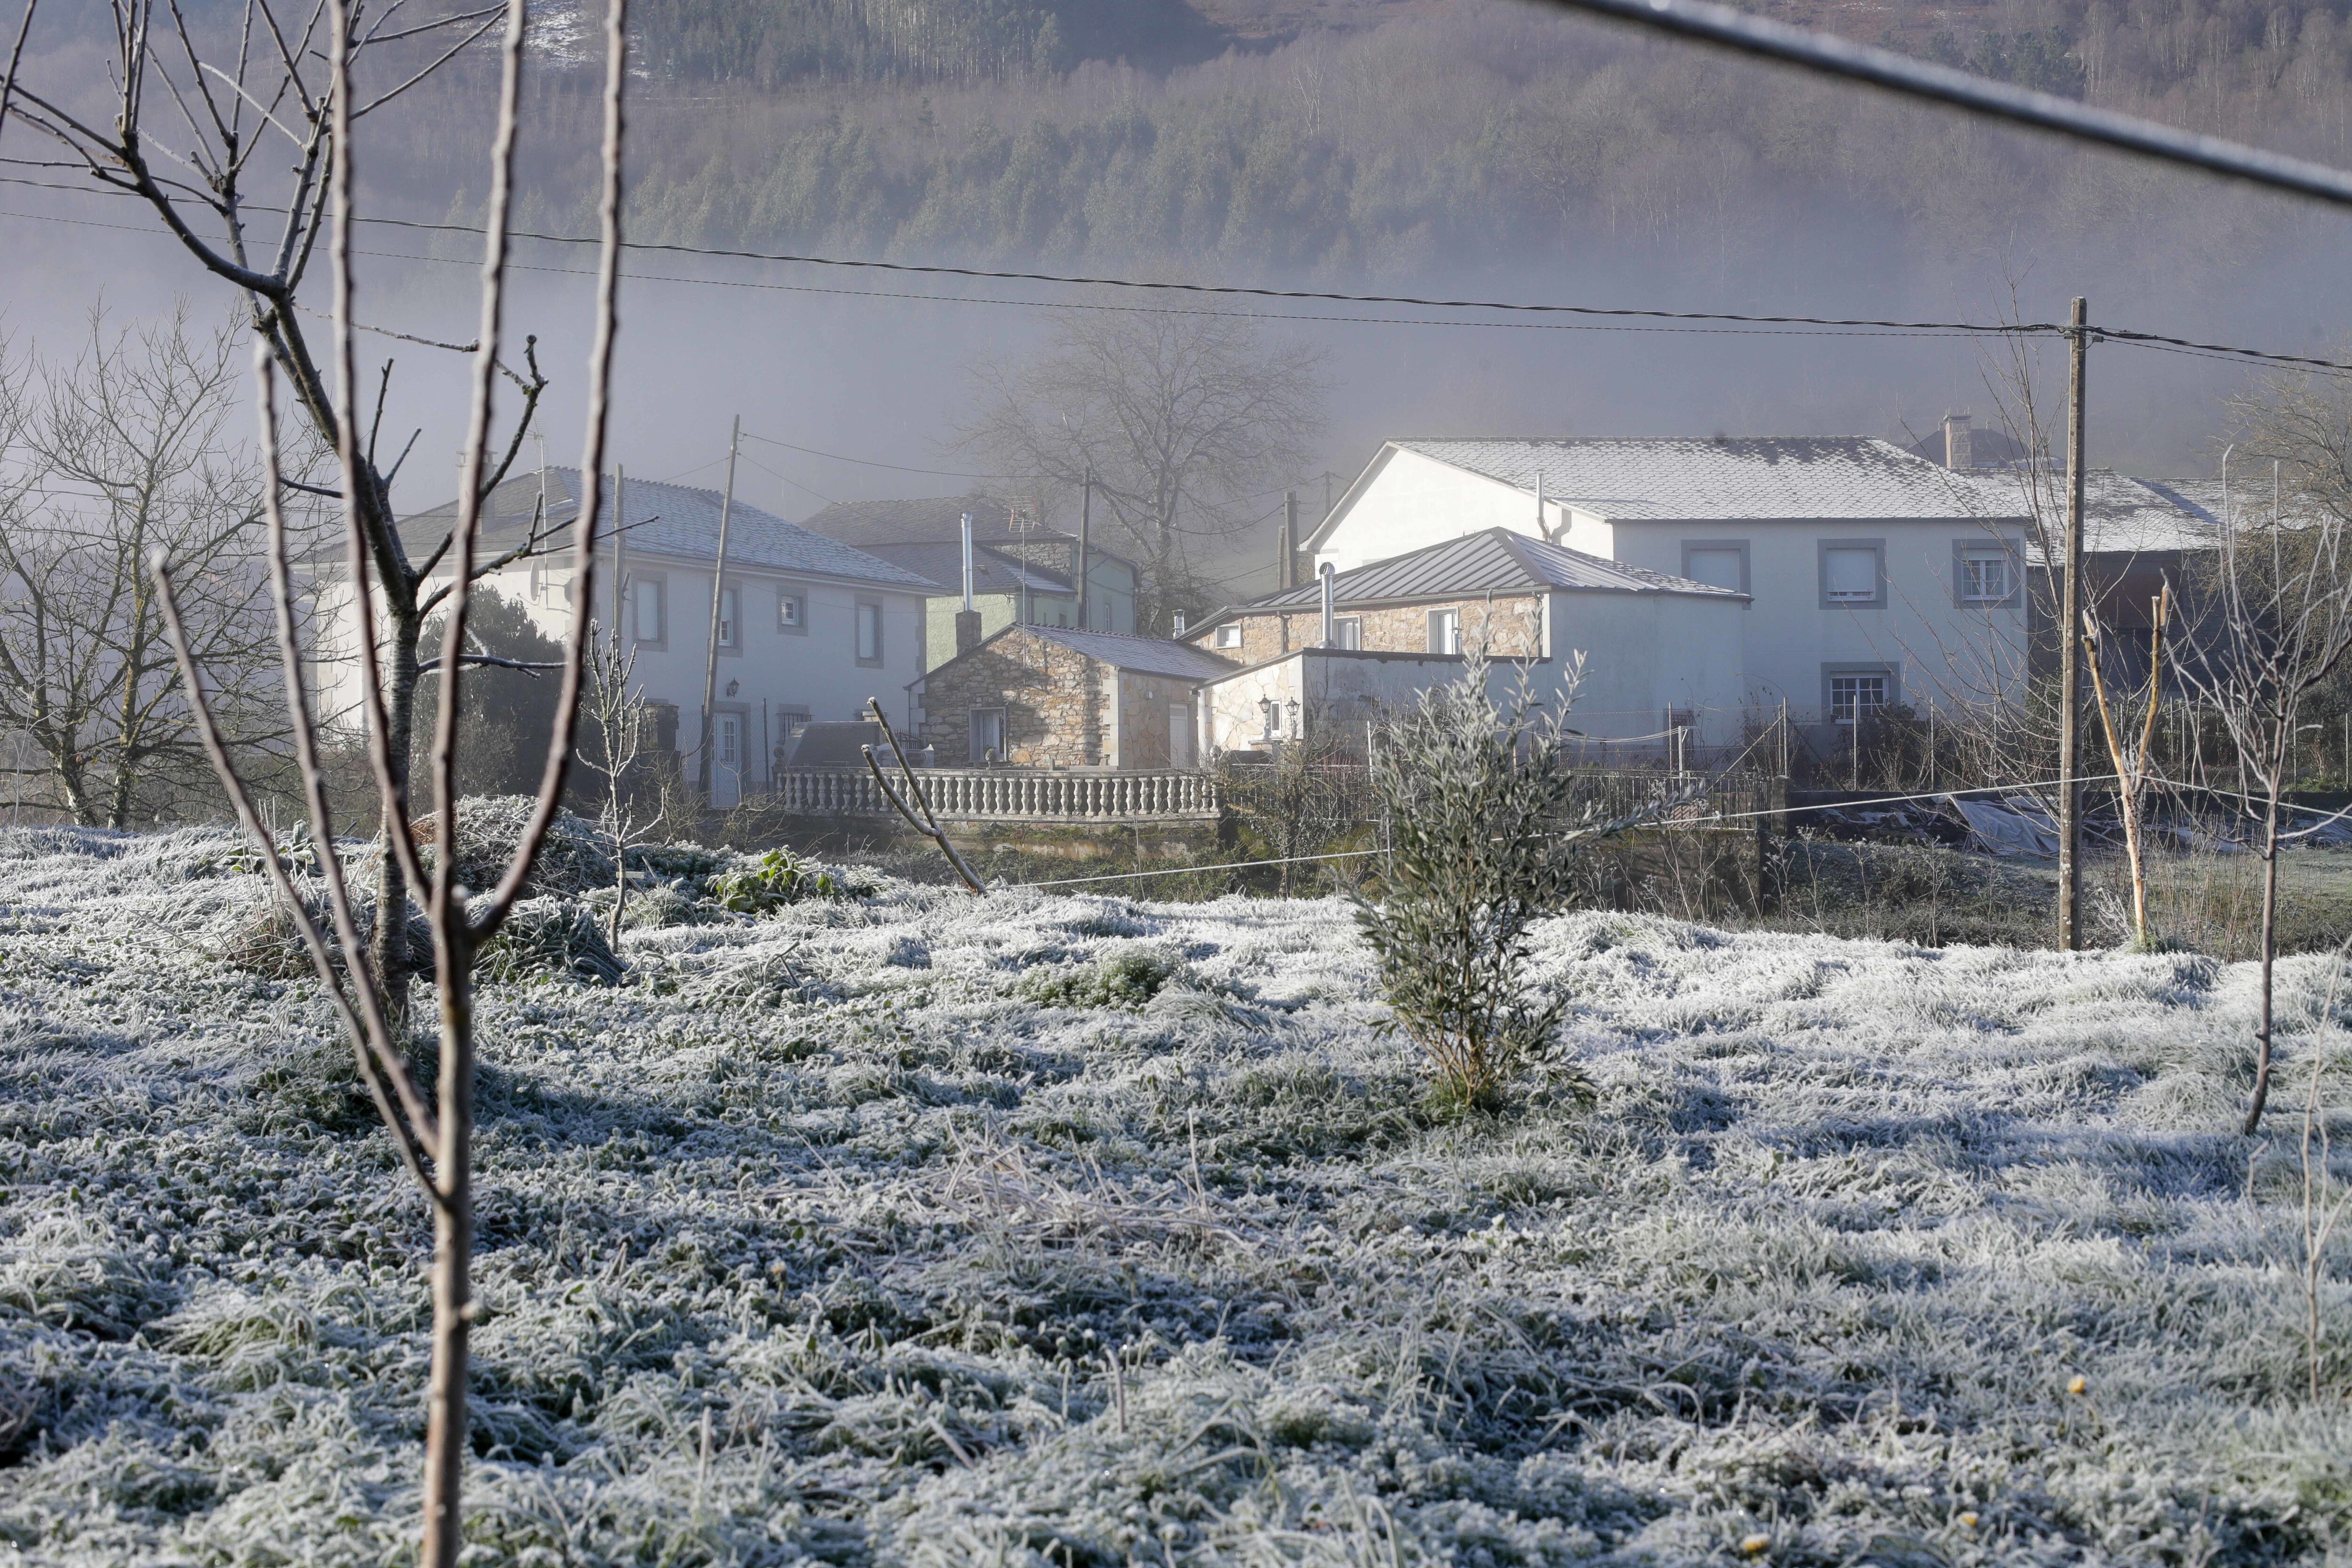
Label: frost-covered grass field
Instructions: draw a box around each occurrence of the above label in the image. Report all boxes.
[0,826,2347,1566]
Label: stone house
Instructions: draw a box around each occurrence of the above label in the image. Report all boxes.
[909,625,1236,769]
[799,493,1141,669]
[1184,526,1748,753]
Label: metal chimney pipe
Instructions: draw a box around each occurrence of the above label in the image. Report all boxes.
[1319,560,1336,647]
[960,511,975,612]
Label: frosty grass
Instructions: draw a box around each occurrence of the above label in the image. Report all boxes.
[0,825,2345,1566]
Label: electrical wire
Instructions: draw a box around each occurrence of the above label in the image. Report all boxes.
[1014,772,2126,889]
[737,430,1018,480]
[1529,0,2352,209]
[6,174,2352,374]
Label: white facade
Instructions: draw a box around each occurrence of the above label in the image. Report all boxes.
[1311,439,2034,734]
[309,468,937,808]
[1201,587,1747,756]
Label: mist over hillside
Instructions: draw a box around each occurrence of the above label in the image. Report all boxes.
[6,0,2348,549]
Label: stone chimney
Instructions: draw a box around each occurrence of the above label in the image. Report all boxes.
[1943,411,1974,470]
[954,609,982,656]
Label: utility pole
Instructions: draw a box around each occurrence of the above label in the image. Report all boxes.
[698,416,740,810]
[1076,469,1091,631]
[2058,297,2089,951]
[611,465,627,652]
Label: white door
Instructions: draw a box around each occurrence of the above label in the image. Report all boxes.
[711,714,742,808]
[1169,701,1195,769]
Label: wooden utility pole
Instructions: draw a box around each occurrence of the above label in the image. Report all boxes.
[698,416,740,809]
[2058,297,2089,950]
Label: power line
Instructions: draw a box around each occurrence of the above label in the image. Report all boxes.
[1528,0,2352,210]
[737,430,1018,480]
[4,178,2351,374]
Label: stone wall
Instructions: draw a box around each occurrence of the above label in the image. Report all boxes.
[916,628,1109,766]
[1193,594,1544,665]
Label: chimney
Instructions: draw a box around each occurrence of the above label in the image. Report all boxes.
[1278,492,1297,590]
[1172,609,1187,637]
[1319,561,1336,648]
[954,510,982,655]
[1943,411,1974,470]
[1534,470,1546,538]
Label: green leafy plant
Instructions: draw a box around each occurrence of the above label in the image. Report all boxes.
[1356,653,1663,1112]
[704,848,867,914]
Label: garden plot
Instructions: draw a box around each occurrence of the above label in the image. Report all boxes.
[0,824,2344,1566]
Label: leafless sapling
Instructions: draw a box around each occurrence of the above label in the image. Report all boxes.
[2,0,572,1012]
[2082,585,2169,950]
[147,1,628,1561]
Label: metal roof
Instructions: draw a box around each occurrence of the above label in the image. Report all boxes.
[1024,626,1238,680]
[397,467,939,590]
[1374,437,2028,525]
[1246,527,1743,611]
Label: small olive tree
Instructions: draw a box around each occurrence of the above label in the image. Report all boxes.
[1356,652,1670,1110]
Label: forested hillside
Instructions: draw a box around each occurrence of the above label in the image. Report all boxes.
[466,0,2352,295]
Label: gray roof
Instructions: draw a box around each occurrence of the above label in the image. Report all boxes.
[1367,437,2027,527]
[799,492,1053,547]
[858,541,1074,596]
[1024,626,1238,680]
[2077,473,2228,556]
[398,467,938,590]
[1246,527,1743,612]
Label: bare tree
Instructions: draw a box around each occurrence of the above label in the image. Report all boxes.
[149,1,627,1563]
[2082,585,2169,950]
[2177,374,2352,1133]
[580,614,649,945]
[2,0,560,1009]
[960,311,1326,632]
[0,307,301,827]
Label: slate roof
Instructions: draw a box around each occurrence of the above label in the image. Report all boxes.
[1023,626,1238,680]
[1371,437,2026,526]
[396,467,938,590]
[799,492,1050,547]
[2075,473,2229,556]
[1244,528,1743,613]
[857,541,1074,596]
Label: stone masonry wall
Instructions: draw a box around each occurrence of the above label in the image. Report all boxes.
[1193,595,1543,665]
[916,628,1109,766]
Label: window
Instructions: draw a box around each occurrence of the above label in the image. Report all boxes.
[1215,623,1245,650]
[632,575,664,645]
[1680,540,1749,593]
[970,707,1006,763]
[1828,670,1890,724]
[1820,540,1884,607]
[717,586,739,649]
[855,601,884,665]
[1428,608,1462,654]
[1957,543,2014,605]
[777,586,806,634]
[1332,616,1363,650]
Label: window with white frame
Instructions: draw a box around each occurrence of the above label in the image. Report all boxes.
[1829,671,1890,724]
[855,601,884,664]
[777,586,806,632]
[1332,616,1363,650]
[1823,546,1880,604]
[1960,546,2012,603]
[1215,622,1244,650]
[632,576,664,643]
[717,586,739,649]
[1428,608,1462,654]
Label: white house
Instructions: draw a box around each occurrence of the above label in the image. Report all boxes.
[314,467,938,806]
[1186,526,1748,757]
[1307,438,2034,745]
